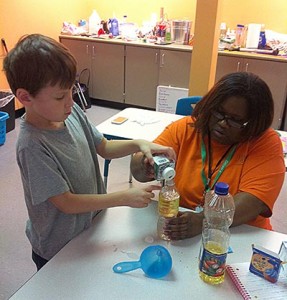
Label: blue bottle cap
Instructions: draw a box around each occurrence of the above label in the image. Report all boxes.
[214,182,229,195]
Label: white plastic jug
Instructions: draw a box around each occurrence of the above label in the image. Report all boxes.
[89,10,101,35]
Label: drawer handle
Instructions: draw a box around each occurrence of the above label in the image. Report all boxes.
[245,63,249,72]
[155,52,158,64]
[160,53,165,67]
[237,61,240,72]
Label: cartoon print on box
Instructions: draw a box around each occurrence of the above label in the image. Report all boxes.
[249,247,282,283]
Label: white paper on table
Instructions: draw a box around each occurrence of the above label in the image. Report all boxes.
[130,114,160,126]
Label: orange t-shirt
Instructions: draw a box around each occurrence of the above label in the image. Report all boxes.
[154,116,285,230]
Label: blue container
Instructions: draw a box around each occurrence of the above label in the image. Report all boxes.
[108,18,119,36]
[0,111,9,145]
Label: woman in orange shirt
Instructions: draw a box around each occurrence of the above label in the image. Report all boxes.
[131,72,285,240]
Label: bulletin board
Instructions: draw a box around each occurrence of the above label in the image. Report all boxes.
[156,85,189,113]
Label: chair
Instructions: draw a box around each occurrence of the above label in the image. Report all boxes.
[175,96,202,116]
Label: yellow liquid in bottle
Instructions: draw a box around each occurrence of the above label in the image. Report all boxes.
[158,192,179,218]
[157,216,172,241]
[199,241,226,284]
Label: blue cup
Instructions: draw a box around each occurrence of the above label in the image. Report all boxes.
[113,245,172,279]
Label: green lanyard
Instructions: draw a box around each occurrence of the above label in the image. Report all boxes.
[201,138,237,193]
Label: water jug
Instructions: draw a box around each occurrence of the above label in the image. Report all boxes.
[88,10,101,35]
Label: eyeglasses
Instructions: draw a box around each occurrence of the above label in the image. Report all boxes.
[212,111,249,129]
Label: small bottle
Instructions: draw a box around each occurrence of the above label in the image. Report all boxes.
[235,24,244,47]
[218,22,227,50]
[219,22,227,40]
[120,15,128,38]
[258,24,266,49]
[165,21,171,43]
[157,179,180,241]
[122,15,128,24]
[159,7,164,23]
[199,182,235,284]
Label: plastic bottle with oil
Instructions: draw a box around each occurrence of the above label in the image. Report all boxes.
[198,182,235,284]
[157,179,180,240]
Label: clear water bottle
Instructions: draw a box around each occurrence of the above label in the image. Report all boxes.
[198,182,235,284]
[157,179,180,241]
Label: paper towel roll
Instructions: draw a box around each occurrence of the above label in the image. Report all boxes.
[246,24,261,48]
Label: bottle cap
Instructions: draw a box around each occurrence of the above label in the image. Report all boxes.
[215,182,229,195]
[162,167,175,181]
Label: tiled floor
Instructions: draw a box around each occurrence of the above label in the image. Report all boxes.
[0,105,286,300]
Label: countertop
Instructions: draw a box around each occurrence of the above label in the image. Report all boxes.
[59,34,287,62]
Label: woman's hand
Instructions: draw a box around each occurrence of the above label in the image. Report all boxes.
[163,211,204,240]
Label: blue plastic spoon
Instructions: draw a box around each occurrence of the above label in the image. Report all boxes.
[113,245,172,279]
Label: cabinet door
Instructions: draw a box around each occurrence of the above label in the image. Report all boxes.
[60,38,92,76]
[125,46,159,108]
[215,55,244,82]
[91,42,125,103]
[158,50,192,88]
[244,58,287,129]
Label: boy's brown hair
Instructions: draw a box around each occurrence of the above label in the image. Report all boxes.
[3,34,77,96]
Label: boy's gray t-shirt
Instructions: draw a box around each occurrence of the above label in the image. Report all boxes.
[17,104,106,260]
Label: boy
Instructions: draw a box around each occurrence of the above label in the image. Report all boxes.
[3,34,175,270]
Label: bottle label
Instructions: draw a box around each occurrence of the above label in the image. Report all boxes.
[199,247,227,277]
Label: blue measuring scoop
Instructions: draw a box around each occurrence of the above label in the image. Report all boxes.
[113,245,172,279]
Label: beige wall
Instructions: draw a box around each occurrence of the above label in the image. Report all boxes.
[1,0,287,94]
[87,1,196,27]
[89,1,287,34]
[0,1,197,93]
[0,0,89,91]
[221,0,287,33]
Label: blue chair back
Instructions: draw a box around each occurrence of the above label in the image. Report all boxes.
[175,96,202,116]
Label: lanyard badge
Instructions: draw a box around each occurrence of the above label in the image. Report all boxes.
[197,137,236,212]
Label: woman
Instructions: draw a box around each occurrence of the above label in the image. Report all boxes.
[131,72,285,240]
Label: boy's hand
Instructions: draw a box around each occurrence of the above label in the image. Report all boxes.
[138,141,176,166]
[125,185,161,208]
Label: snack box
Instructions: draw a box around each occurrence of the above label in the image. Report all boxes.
[249,244,282,283]
[279,241,287,275]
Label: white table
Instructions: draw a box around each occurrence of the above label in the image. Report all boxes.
[10,201,287,300]
[96,108,184,187]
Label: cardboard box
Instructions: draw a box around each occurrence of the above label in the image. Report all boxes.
[249,244,282,283]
